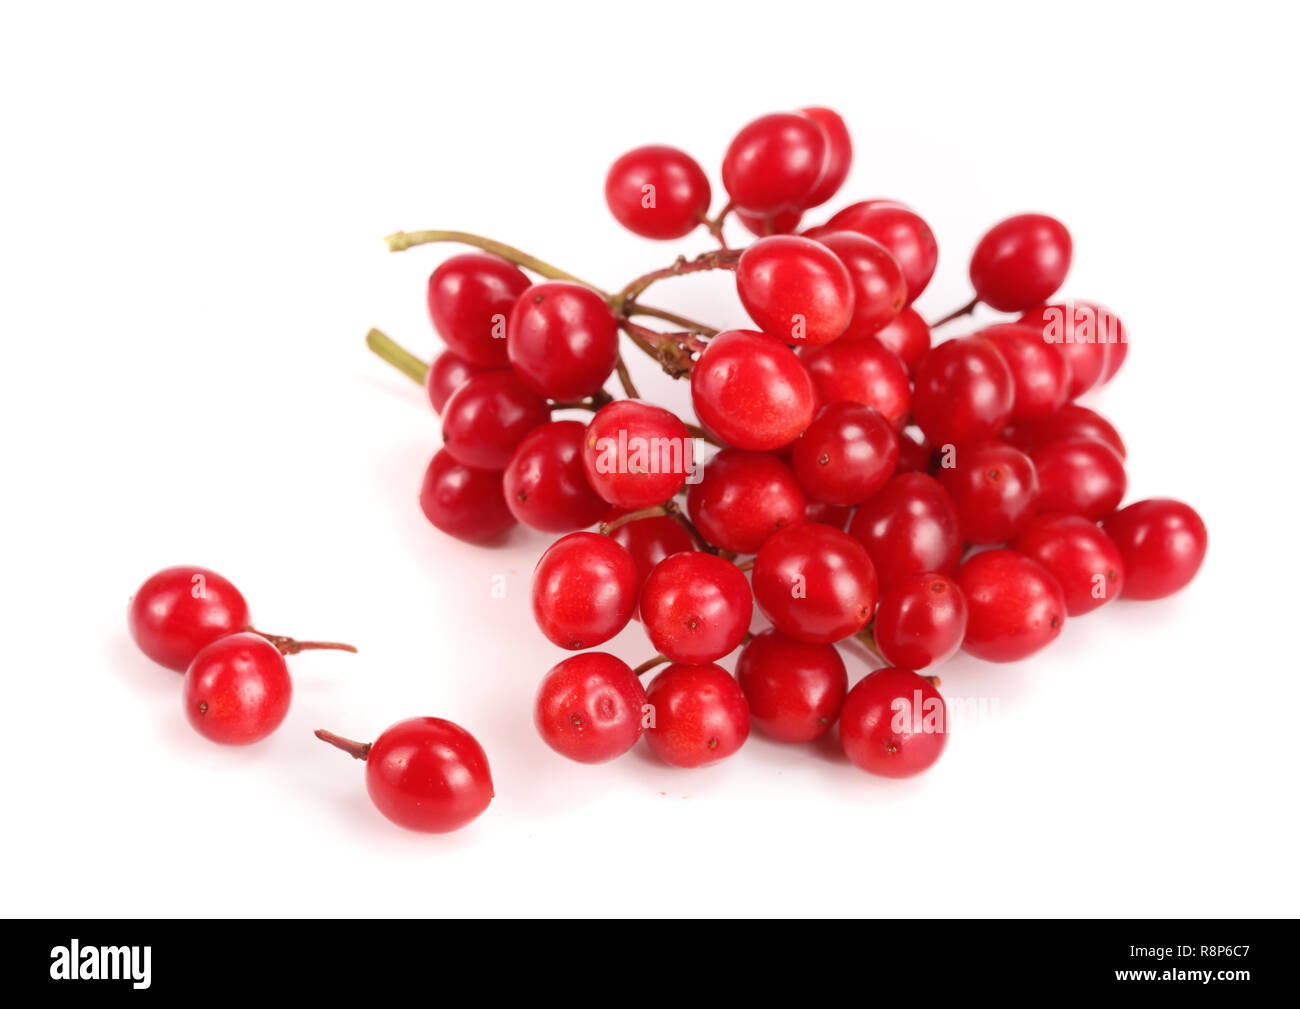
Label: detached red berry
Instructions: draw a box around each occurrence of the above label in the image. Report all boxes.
[183,633,292,745]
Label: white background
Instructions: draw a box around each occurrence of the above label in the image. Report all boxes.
[2,1,1297,918]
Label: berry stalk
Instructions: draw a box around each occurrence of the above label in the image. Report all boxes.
[253,631,358,655]
[366,328,428,385]
[314,729,371,759]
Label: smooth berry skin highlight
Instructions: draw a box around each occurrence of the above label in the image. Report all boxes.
[503,421,607,532]
[816,231,906,338]
[1102,498,1207,600]
[419,449,516,544]
[532,532,638,649]
[797,106,852,208]
[1030,438,1127,521]
[643,663,750,768]
[840,667,948,778]
[979,323,1072,421]
[604,145,711,240]
[1018,301,1121,398]
[441,370,550,470]
[825,201,939,306]
[1012,513,1125,616]
[129,566,251,672]
[736,629,847,743]
[535,652,647,763]
[691,330,816,451]
[507,282,619,400]
[722,112,826,215]
[938,441,1040,544]
[912,336,1015,448]
[792,402,899,506]
[736,235,855,346]
[606,511,695,611]
[640,553,753,664]
[849,473,962,589]
[582,400,692,508]
[969,214,1072,312]
[868,307,931,375]
[805,499,854,530]
[895,430,936,475]
[873,572,968,670]
[753,523,878,644]
[183,633,291,745]
[1001,403,1126,461]
[958,549,1066,663]
[686,449,805,554]
[802,336,911,431]
[425,350,488,414]
[427,252,530,367]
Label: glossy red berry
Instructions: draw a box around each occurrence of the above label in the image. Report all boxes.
[912,336,1015,447]
[183,632,291,745]
[1012,513,1124,615]
[691,330,816,451]
[502,420,608,532]
[840,667,948,778]
[419,449,516,544]
[979,323,1072,421]
[425,350,489,414]
[605,511,695,610]
[1000,403,1126,461]
[969,214,1072,312]
[938,441,1040,544]
[895,429,936,474]
[722,112,826,215]
[605,145,711,240]
[640,553,753,664]
[804,499,854,530]
[752,523,878,644]
[848,473,962,589]
[506,281,619,400]
[582,400,693,508]
[957,549,1066,663]
[1102,499,1207,600]
[441,370,550,470]
[735,207,803,237]
[317,718,493,833]
[532,532,638,649]
[427,252,529,367]
[736,235,854,346]
[1018,301,1123,398]
[801,335,911,431]
[534,652,647,763]
[643,663,750,768]
[686,449,805,554]
[825,201,938,306]
[873,572,967,670]
[792,401,898,506]
[735,629,847,742]
[797,106,852,208]
[1030,438,1127,521]
[868,307,931,374]
[129,566,251,672]
[815,231,906,338]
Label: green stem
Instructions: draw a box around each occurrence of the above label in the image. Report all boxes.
[385,230,599,290]
[366,328,427,385]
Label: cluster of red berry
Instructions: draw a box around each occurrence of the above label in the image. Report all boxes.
[368,105,1207,789]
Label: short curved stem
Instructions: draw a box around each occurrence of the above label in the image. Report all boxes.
[682,422,721,447]
[632,654,670,677]
[930,296,980,329]
[627,303,720,337]
[384,230,603,292]
[614,355,640,399]
[253,631,358,656]
[549,399,601,413]
[734,557,755,573]
[662,499,715,554]
[619,320,700,379]
[314,729,371,760]
[366,328,427,385]
[701,200,733,247]
[599,505,668,536]
[612,248,742,313]
[855,626,885,663]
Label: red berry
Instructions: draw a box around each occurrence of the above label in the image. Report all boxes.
[606,511,695,612]
[895,429,936,475]
[736,235,855,346]
[825,201,938,306]
[427,253,529,367]
[582,400,693,508]
[873,572,968,669]
[979,323,1072,421]
[938,441,1040,544]
[1102,498,1207,600]
[868,307,931,374]
[317,718,493,833]
[503,420,608,532]
[686,449,805,554]
[128,566,251,672]
[183,632,292,745]
[604,144,711,240]
[507,282,620,400]
[1001,403,1126,461]
[815,231,907,338]
[691,330,816,451]
[1030,438,1127,521]
[735,628,847,742]
[640,553,753,664]
[1018,301,1124,398]
[957,549,1066,662]
[752,523,878,644]
[801,335,911,431]
[643,663,750,767]
[534,652,647,763]
[736,207,803,237]
[797,106,852,208]
[425,350,488,414]
[969,214,1072,312]
[419,449,516,544]
[532,532,638,649]
[848,473,962,589]
[441,370,550,470]
[722,112,826,215]
[1012,513,1125,616]
[804,499,854,530]
[912,336,1015,447]
[792,402,898,506]
[840,667,948,777]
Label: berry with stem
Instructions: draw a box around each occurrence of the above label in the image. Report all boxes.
[969,213,1072,312]
[183,632,293,745]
